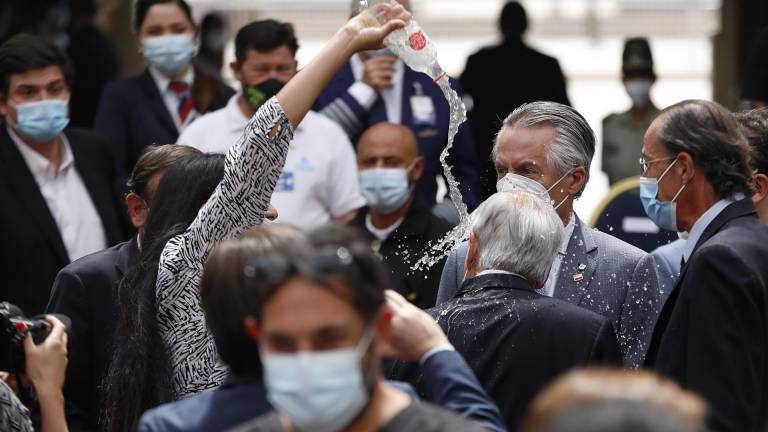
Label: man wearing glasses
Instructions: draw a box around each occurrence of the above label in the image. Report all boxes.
[642,100,768,432]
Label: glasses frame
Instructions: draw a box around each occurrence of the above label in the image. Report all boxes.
[639,156,675,174]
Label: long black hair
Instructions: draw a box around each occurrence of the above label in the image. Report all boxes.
[102,153,225,432]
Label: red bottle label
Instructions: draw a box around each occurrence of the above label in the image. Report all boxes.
[409,31,427,51]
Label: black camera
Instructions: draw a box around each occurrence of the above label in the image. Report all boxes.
[0,302,70,373]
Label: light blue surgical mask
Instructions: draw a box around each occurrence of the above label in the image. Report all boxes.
[12,99,69,142]
[496,169,573,210]
[142,34,197,78]
[640,159,687,232]
[261,330,374,432]
[359,163,415,214]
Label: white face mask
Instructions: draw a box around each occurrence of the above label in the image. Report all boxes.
[496,170,573,210]
[261,329,375,432]
[624,79,653,107]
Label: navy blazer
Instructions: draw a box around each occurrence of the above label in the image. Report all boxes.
[315,62,482,209]
[138,352,506,432]
[390,272,622,431]
[646,199,768,432]
[46,238,138,432]
[94,68,234,183]
[0,126,126,316]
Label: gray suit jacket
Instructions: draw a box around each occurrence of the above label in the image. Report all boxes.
[436,215,661,367]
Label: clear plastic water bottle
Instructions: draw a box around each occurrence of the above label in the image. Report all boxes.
[379,0,447,83]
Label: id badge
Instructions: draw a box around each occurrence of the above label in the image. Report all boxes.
[410,96,436,126]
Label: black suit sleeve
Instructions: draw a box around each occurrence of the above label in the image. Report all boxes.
[683,245,765,432]
[589,319,623,365]
[46,269,95,432]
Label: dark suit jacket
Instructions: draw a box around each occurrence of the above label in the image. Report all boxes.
[138,351,506,432]
[391,272,622,431]
[94,66,234,183]
[0,126,126,316]
[351,196,455,309]
[315,62,482,209]
[461,39,570,199]
[646,199,768,432]
[46,238,138,432]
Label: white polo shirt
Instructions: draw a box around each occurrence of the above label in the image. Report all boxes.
[179,95,365,229]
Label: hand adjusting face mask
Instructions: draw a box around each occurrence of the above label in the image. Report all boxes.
[639,158,687,232]
[261,329,375,432]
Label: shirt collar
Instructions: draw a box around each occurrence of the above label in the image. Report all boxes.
[8,125,73,178]
[149,65,194,94]
[559,212,575,255]
[682,194,744,262]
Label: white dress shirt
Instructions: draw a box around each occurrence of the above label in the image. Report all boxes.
[9,127,106,262]
[178,95,365,229]
[540,213,576,297]
[148,66,198,131]
[348,54,405,123]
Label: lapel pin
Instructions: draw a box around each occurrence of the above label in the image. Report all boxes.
[573,273,584,282]
[578,263,587,271]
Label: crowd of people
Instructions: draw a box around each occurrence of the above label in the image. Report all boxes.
[0,0,767,431]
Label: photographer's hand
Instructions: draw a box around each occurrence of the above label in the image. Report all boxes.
[24,316,68,432]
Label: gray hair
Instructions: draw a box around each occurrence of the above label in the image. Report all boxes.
[470,191,563,286]
[492,101,595,197]
[658,100,753,198]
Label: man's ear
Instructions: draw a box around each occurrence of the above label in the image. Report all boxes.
[410,156,425,182]
[0,93,8,117]
[125,192,148,230]
[465,231,479,278]
[243,315,260,343]
[677,152,696,184]
[752,173,768,205]
[567,166,587,196]
[230,61,243,82]
[373,304,394,356]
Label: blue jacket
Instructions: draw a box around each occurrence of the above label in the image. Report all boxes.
[315,62,482,209]
[138,350,505,432]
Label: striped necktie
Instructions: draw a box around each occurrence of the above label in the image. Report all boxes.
[168,81,194,124]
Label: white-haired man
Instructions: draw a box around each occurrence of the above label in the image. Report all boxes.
[436,101,661,367]
[391,190,622,432]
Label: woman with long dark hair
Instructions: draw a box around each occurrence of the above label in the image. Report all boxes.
[102,5,409,431]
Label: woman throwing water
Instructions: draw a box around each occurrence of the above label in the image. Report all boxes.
[103,5,409,431]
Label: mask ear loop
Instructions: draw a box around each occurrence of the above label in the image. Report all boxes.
[656,158,688,202]
[547,168,575,210]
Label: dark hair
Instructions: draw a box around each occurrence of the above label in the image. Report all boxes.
[658,100,754,198]
[126,144,201,203]
[499,1,528,39]
[0,34,74,97]
[234,20,299,63]
[734,108,768,175]
[103,153,225,432]
[537,399,704,432]
[133,0,194,32]
[249,225,388,325]
[200,225,308,376]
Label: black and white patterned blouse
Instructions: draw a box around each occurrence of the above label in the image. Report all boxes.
[156,97,294,398]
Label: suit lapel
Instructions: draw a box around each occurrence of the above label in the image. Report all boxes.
[138,70,178,137]
[0,127,69,263]
[645,199,758,365]
[555,216,597,305]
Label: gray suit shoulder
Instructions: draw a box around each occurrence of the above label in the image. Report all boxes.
[588,227,650,266]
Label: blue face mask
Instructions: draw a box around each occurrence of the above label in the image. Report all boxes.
[12,99,70,142]
[261,330,374,432]
[142,34,197,78]
[359,164,415,214]
[639,159,686,232]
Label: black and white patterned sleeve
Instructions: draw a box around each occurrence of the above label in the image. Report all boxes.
[155,97,294,398]
[0,381,33,432]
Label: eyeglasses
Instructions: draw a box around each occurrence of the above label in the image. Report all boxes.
[639,156,675,173]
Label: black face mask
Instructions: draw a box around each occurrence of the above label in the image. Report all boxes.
[243,79,285,110]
